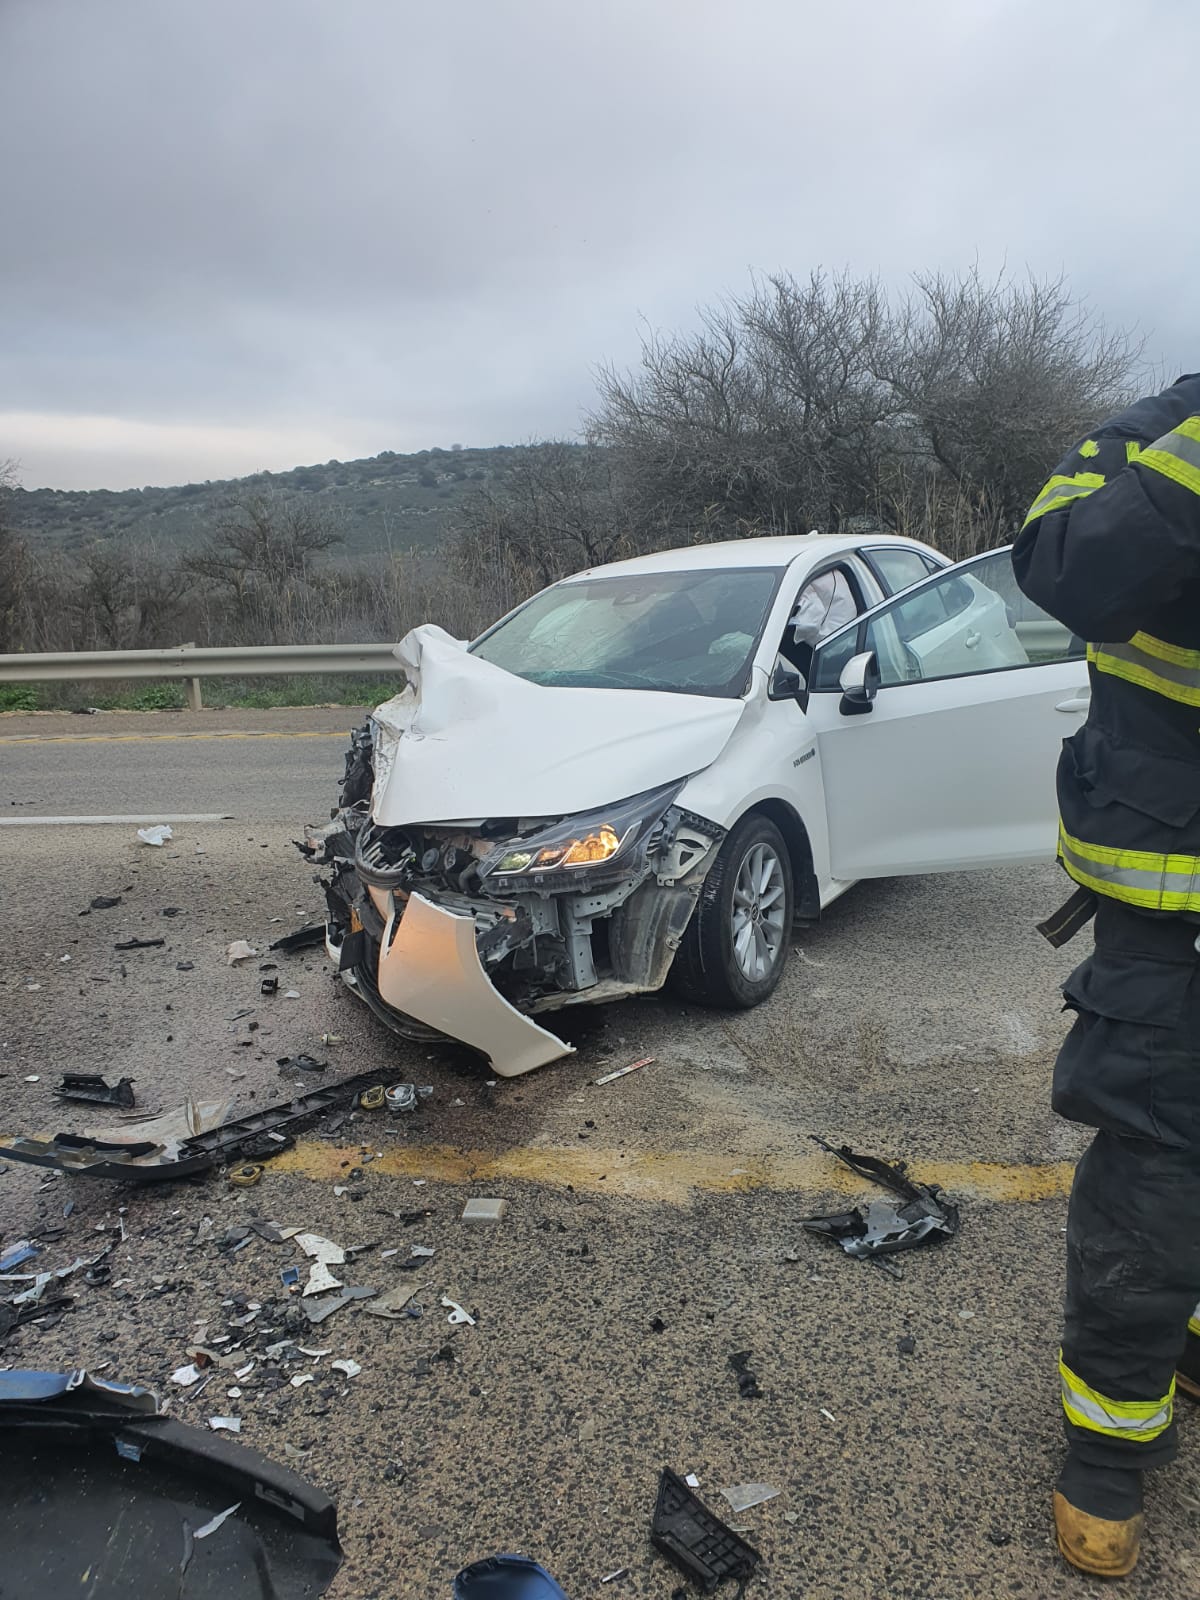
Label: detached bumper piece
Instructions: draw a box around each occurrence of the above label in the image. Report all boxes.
[802,1134,960,1258]
[0,1368,342,1597]
[55,1074,136,1109]
[0,1072,384,1183]
[376,892,573,1078]
[651,1468,761,1594]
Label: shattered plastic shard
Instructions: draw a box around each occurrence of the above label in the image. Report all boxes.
[461,1198,509,1224]
[719,1483,780,1514]
[442,1295,476,1327]
[303,1261,343,1297]
[136,825,173,846]
[331,1359,361,1378]
[226,940,259,965]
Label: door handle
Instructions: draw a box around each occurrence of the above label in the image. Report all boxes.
[1056,690,1091,713]
[964,630,980,649]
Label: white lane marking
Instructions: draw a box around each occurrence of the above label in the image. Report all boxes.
[0,813,232,826]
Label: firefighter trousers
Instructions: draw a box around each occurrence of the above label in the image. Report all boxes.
[1054,899,1200,1469]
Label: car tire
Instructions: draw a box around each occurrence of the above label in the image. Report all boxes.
[671,812,794,1009]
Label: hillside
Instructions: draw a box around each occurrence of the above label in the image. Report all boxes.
[8,443,534,557]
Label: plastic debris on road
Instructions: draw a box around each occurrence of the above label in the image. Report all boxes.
[719,1483,780,1513]
[802,1134,960,1260]
[651,1469,761,1593]
[729,1349,762,1400]
[461,1198,508,1224]
[385,1084,418,1114]
[453,1555,570,1599]
[442,1295,476,1327]
[209,1416,242,1433]
[331,1358,361,1378]
[366,1283,423,1320]
[136,825,173,846]
[55,1074,136,1109]
[594,1055,656,1086]
[226,940,259,965]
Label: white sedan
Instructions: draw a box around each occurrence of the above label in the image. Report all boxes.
[301,534,1088,1075]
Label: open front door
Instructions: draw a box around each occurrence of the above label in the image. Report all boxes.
[805,547,1089,879]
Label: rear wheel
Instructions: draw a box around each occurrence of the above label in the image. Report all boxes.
[671,812,793,1008]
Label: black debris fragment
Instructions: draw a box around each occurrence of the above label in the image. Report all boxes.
[897,1335,917,1356]
[651,1468,761,1594]
[176,962,195,972]
[113,937,165,951]
[79,896,122,916]
[261,976,279,996]
[161,906,182,917]
[802,1135,960,1260]
[55,1074,136,1109]
[0,1369,342,1596]
[268,924,326,954]
[276,1056,328,1075]
[729,1349,762,1400]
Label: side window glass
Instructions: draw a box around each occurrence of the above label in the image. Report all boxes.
[811,548,1085,690]
[867,546,937,595]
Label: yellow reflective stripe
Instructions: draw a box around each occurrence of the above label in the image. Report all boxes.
[1088,640,1200,708]
[1125,631,1200,670]
[1138,416,1200,497]
[1126,440,1142,463]
[1060,1354,1174,1442]
[1058,824,1200,912]
[1079,439,1100,458]
[1022,471,1106,528]
[1189,1313,1200,1338]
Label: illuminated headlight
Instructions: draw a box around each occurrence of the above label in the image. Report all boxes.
[481,784,682,885]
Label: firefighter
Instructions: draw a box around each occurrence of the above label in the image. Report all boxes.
[1012,374,1200,1577]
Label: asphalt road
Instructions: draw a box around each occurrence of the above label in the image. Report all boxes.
[1,709,1198,1600]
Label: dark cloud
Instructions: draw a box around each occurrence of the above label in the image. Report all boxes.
[1,0,1191,487]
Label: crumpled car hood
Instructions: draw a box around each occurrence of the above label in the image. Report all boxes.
[370,624,746,826]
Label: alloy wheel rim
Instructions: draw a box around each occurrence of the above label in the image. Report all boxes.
[730,841,786,982]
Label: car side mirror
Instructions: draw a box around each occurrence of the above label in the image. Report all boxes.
[768,659,805,701]
[839,651,879,716]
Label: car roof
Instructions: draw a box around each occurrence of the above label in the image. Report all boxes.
[563,532,937,581]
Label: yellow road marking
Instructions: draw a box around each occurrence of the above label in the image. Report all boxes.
[269,1140,1076,1206]
[0,730,349,746]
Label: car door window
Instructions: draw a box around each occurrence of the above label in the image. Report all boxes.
[862,545,943,596]
[810,547,1085,690]
[775,563,866,682]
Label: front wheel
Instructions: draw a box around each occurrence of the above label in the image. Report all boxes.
[671,813,793,1008]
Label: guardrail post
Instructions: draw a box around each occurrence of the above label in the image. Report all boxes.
[186,677,203,712]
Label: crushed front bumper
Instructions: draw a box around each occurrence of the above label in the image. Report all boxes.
[343,891,574,1078]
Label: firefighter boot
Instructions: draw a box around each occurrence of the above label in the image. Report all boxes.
[1054,1456,1144,1577]
[1176,1329,1200,1401]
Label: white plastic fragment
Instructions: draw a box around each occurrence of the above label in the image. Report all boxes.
[209,1416,242,1433]
[170,1364,202,1387]
[226,1387,242,1399]
[461,1198,508,1224]
[410,1245,435,1258]
[283,990,300,1000]
[295,1233,346,1264]
[332,1358,362,1378]
[685,1473,701,1488]
[303,1261,343,1297]
[820,1407,836,1423]
[719,1483,780,1513]
[137,825,173,847]
[225,940,258,965]
[193,1502,240,1539]
[290,1373,314,1388]
[442,1295,476,1327]
[23,1075,39,1083]
[234,1362,255,1380]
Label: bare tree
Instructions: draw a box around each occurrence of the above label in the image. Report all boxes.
[880,267,1143,548]
[451,442,634,604]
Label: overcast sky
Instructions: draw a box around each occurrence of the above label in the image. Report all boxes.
[1,0,1194,490]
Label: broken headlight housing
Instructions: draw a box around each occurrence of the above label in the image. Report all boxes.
[479,781,683,892]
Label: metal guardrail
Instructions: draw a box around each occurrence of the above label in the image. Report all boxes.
[0,643,400,711]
